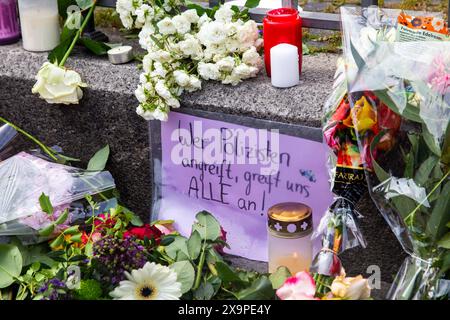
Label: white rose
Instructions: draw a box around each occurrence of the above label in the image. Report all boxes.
[182,9,199,24]
[214,6,234,23]
[155,80,173,100]
[173,70,191,87]
[172,15,191,34]
[153,108,169,121]
[242,46,262,68]
[157,17,176,35]
[198,62,220,81]
[216,56,235,72]
[32,62,86,104]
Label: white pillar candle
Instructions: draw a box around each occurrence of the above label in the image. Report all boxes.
[270,43,300,88]
[18,0,60,52]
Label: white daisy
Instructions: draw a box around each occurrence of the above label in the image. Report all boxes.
[110,262,182,300]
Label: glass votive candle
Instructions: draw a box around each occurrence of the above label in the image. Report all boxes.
[268,202,313,274]
[18,0,60,52]
[0,0,21,45]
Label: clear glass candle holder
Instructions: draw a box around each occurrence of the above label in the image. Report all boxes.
[267,202,313,274]
[18,0,60,52]
[0,0,21,45]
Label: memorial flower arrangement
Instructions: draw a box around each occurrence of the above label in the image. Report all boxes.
[116,0,263,121]
[331,7,450,300]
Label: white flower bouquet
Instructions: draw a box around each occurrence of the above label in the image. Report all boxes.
[116,0,263,121]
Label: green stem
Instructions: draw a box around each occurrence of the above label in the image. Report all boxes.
[59,3,97,67]
[0,116,58,162]
[405,169,450,225]
[193,242,207,291]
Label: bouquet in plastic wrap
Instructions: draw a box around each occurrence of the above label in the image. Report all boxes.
[338,6,450,299]
[0,123,117,245]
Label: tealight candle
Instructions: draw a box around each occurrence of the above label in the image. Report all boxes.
[267,202,313,274]
[108,46,134,65]
[270,43,300,88]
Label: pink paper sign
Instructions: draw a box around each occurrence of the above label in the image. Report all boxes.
[154,111,333,261]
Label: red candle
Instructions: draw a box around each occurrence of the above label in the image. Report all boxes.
[263,8,302,77]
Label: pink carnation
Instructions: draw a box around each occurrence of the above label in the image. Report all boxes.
[276,271,319,300]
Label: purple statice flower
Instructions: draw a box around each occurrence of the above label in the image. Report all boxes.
[92,235,149,287]
[37,277,69,300]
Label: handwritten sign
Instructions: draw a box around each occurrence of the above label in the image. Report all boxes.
[152,111,333,261]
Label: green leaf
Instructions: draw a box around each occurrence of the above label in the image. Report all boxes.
[193,281,215,300]
[0,244,23,289]
[414,156,439,187]
[269,266,291,289]
[70,233,83,243]
[68,254,86,262]
[130,214,144,227]
[64,225,80,235]
[49,235,64,249]
[370,131,390,182]
[350,41,365,70]
[79,37,113,56]
[87,145,110,171]
[215,261,244,284]
[374,89,423,123]
[39,193,53,215]
[236,276,275,300]
[150,35,165,50]
[437,233,450,249]
[17,243,56,268]
[422,124,442,157]
[244,0,261,8]
[426,180,450,241]
[75,0,95,10]
[55,209,69,225]
[441,124,450,166]
[186,3,208,16]
[38,224,55,237]
[187,231,201,260]
[192,211,221,241]
[170,261,195,294]
[165,236,190,261]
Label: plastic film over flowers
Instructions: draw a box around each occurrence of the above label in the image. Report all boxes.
[340,6,450,299]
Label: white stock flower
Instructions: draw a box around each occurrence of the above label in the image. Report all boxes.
[135,4,155,26]
[172,15,191,34]
[153,108,170,121]
[216,56,235,72]
[187,75,202,92]
[139,24,156,50]
[197,13,211,27]
[155,80,173,100]
[151,62,168,78]
[182,9,199,24]
[166,97,180,108]
[178,34,203,59]
[237,20,259,51]
[148,50,172,63]
[198,62,220,81]
[32,62,87,104]
[233,63,258,78]
[157,17,176,35]
[198,21,227,46]
[222,74,241,86]
[173,70,191,87]
[142,54,153,73]
[242,46,262,68]
[214,6,234,23]
[135,85,146,103]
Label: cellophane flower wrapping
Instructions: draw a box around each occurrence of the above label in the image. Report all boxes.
[339,6,450,299]
[0,147,117,243]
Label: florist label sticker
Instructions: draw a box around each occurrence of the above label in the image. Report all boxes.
[154,111,333,261]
